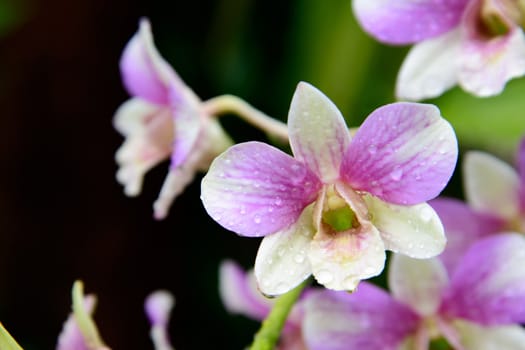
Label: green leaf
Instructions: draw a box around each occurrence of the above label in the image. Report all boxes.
[0,323,23,350]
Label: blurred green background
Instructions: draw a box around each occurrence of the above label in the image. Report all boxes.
[0,0,524,349]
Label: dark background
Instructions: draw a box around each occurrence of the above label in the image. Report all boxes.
[3,0,521,349]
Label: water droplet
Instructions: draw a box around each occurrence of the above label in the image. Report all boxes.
[390,167,403,181]
[277,246,286,256]
[266,258,273,265]
[316,269,333,284]
[420,206,433,222]
[368,144,377,155]
[225,158,231,164]
[438,146,448,155]
[294,253,305,264]
[254,215,262,224]
[219,172,225,178]
[275,198,283,206]
[239,206,246,215]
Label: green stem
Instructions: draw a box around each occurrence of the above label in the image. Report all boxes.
[248,281,307,350]
[202,95,289,142]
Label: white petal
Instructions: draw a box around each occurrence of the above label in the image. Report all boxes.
[453,320,525,350]
[463,151,520,220]
[389,254,448,316]
[396,29,461,101]
[254,205,315,297]
[364,196,446,258]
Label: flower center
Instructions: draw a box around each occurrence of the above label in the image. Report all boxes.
[480,0,525,36]
[321,186,359,232]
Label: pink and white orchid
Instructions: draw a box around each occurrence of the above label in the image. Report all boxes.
[201,82,457,295]
[115,18,232,219]
[430,137,525,270]
[302,233,525,350]
[353,0,525,100]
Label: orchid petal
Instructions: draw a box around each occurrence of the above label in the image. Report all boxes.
[463,151,520,220]
[219,260,272,321]
[460,29,525,97]
[453,320,525,350]
[145,291,175,350]
[201,142,321,237]
[309,195,386,291]
[119,19,181,105]
[430,197,504,273]
[288,82,350,183]
[389,254,448,317]
[364,196,446,258]
[302,285,419,350]
[396,29,461,101]
[441,233,525,325]
[169,85,202,168]
[517,138,525,211]
[352,0,468,45]
[153,167,197,220]
[342,102,457,205]
[114,102,173,197]
[254,205,315,296]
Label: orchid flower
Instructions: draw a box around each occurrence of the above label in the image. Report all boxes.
[430,137,525,270]
[219,260,307,350]
[115,18,232,219]
[201,82,457,295]
[56,281,176,350]
[353,0,525,100]
[302,233,525,350]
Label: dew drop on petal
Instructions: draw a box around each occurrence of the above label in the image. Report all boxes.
[368,144,377,155]
[420,206,434,222]
[274,198,283,206]
[277,246,286,257]
[390,167,403,181]
[294,253,305,264]
[254,215,262,224]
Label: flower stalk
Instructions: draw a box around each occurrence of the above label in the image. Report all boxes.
[248,280,307,350]
[202,94,289,142]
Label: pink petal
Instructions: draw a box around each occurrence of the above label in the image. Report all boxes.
[288,82,351,183]
[459,28,525,97]
[341,102,457,205]
[219,260,272,320]
[201,141,322,237]
[430,197,505,273]
[302,285,419,350]
[145,291,175,350]
[352,0,468,45]
[119,18,180,105]
[168,85,202,168]
[441,233,525,325]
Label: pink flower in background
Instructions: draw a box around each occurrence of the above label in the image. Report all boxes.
[56,281,176,350]
[353,0,525,100]
[430,137,525,270]
[303,233,525,350]
[219,260,307,350]
[115,18,232,219]
[201,82,457,295]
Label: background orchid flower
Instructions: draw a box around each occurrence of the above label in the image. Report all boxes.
[115,18,232,219]
[302,233,525,350]
[201,82,457,295]
[56,281,176,350]
[219,260,307,350]
[430,137,525,269]
[352,0,525,100]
